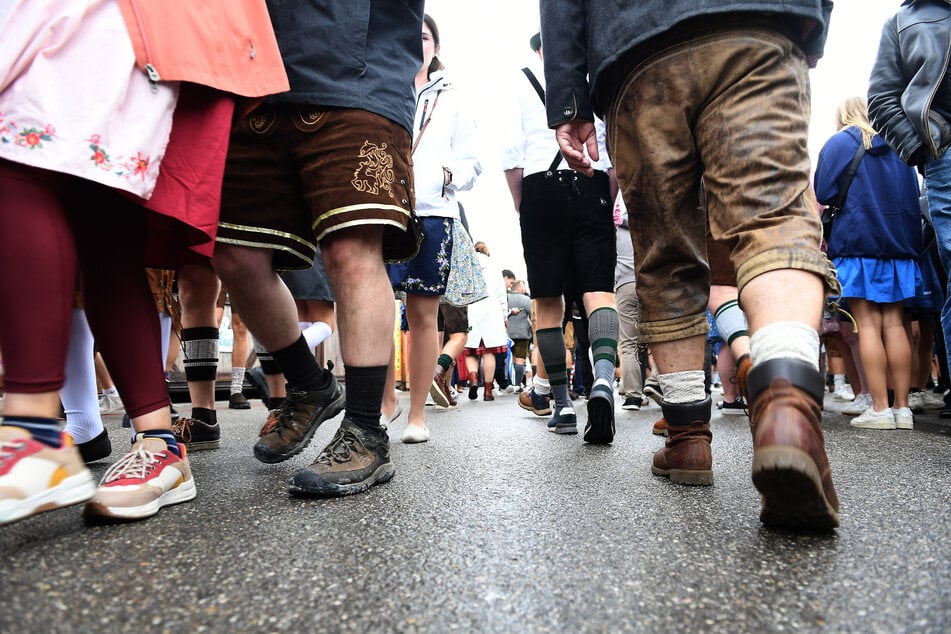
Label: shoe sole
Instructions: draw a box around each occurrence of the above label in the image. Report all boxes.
[229,404,251,410]
[643,385,663,406]
[720,408,747,416]
[895,422,914,430]
[583,390,615,444]
[621,404,641,411]
[549,423,577,435]
[849,421,896,430]
[184,439,221,451]
[429,379,452,408]
[84,478,197,520]
[254,387,346,464]
[0,471,97,526]
[752,445,839,530]
[287,463,396,498]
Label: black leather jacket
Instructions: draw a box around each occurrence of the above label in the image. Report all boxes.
[868,0,951,167]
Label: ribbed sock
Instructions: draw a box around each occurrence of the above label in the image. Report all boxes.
[254,338,283,376]
[231,367,245,395]
[271,335,329,392]
[302,322,333,349]
[536,327,571,409]
[657,370,707,404]
[437,353,454,371]
[4,417,62,448]
[589,307,619,386]
[343,365,387,432]
[141,429,181,457]
[749,321,820,371]
[834,374,846,392]
[713,299,750,346]
[182,327,219,382]
[190,407,217,426]
[62,309,105,444]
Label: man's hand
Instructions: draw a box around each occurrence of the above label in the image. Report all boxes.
[555,121,599,175]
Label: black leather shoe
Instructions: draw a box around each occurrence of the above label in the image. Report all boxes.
[229,393,251,410]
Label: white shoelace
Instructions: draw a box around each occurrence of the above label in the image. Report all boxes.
[101,445,164,484]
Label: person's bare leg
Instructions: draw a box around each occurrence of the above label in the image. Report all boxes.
[850,298,890,412]
[882,302,911,410]
[403,294,440,424]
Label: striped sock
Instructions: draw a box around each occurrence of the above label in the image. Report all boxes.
[141,429,181,457]
[4,417,62,448]
[536,327,571,409]
[589,306,619,386]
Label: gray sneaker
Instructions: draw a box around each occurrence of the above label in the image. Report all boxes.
[547,406,578,435]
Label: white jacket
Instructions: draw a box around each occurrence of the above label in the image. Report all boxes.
[412,72,482,218]
[466,252,510,348]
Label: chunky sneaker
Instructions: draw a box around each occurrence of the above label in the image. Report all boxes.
[287,420,394,497]
[84,435,196,520]
[547,406,578,434]
[747,359,839,530]
[76,429,112,464]
[98,392,125,415]
[850,406,896,430]
[518,387,553,416]
[894,406,914,430]
[228,393,251,410]
[584,378,615,444]
[401,423,430,444]
[429,374,457,409]
[621,394,643,411]
[0,427,96,525]
[719,397,747,416]
[642,377,663,406]
[841,392,873,416]
[253,377,345,464]
[172,417,221,451]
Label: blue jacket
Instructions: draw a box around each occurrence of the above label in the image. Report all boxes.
[263,1,424,135]
[815,127,922,259]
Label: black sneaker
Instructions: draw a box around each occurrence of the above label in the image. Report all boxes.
[229,393,251,410]
[287,420,394,497]
[77,429,112,464]
[583,379,615,444]
[547,406,578,434]
[172,417,221,450]
[720,396,747,416]
[253,376,345,464]
[621,394,642,411]
[643,377,663,406]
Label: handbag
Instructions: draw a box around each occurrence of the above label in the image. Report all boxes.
[821,142,866,244]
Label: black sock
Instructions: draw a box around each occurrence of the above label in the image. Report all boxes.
[343,365,387,433]
[190,407,217,425]
[271,335,329,392]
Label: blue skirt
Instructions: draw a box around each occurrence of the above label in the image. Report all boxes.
[387,216,452,296]
[833,257,921,304]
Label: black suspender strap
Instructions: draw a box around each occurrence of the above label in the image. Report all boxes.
[521,67,563,172]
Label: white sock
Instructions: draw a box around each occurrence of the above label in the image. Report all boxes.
[231,367,245,394]
[102,386,119,397]
[302,321,333,349]
[657,370,707,404]
[533,376,551,395]
[750,321,820,371]
[833,374,846,391]
[62,309,105,444]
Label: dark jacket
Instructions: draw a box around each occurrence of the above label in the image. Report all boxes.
[867,0,951,167]
[538,1,832,127]
[814,127,922,260]
[263,1,424,135]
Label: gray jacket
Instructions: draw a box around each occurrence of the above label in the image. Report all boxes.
[868,0,951,167]
[264,1,424,135]
[539,1,832,127]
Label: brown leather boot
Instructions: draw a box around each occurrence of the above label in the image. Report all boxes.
[651,416,667,436]
[651,397,713,486]
[735,353,752,402]
[747,358,840,530]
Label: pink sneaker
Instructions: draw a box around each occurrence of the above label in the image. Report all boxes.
[84,435,196,520]
[0,426,96,525]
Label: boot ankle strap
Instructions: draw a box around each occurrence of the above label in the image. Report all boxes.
[660,396,712,426]
[746,358,824,406]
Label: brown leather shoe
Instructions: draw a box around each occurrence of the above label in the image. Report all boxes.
[651,398,713,486]
[651,416,668,436]
[429,371,457,409]
[735,353,752,401]
[483,387,495,401]
[747,358,840,530]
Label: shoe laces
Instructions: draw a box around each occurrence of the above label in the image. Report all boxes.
[261,393,308,438]
[102,444,166,484]
[0,440,29,468]
[314,428,359,466]
[171,417,194,443]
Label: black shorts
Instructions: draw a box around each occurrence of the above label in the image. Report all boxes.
[519,169,616,298]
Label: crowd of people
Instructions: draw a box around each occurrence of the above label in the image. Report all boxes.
[3,1,951,537]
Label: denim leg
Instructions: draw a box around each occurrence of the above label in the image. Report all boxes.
[926,152,951,375]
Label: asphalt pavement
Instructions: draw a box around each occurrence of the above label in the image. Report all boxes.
[2,386,950,633]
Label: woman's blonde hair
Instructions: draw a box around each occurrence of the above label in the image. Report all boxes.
[835,96,877,149]
[474,241,490,256]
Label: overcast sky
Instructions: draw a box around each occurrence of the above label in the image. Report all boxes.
[422,1,903,280]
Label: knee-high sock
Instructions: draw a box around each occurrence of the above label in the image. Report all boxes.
[536,327,571,409]
[62,309,105,443]
[588,306,619,386]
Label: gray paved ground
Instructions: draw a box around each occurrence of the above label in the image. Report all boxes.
[2,387,950,633]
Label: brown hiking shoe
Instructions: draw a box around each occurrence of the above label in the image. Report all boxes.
[287,420,394,497]
[651,398,713,486]
[651,416,668,436]
[747,359,840,530]
[253,376,345,464]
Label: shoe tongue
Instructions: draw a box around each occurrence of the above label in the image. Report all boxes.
[0,425,33,441]
[133,434,170,452]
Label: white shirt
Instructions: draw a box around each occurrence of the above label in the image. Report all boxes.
[498,60,610,176]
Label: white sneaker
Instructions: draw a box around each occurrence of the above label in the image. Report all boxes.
[841,392,873,416]
[908,390,944,413]
[850,406,896,430]
[401,423,430,444]
[98,392,125,415]
[894,406,914,430]
[84,435,196,520]
[832,385,855,402]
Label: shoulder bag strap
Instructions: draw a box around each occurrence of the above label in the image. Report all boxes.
[521,67,563,172]
[832,142,867,209]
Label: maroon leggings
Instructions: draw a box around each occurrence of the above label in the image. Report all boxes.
[0,160,167,418]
